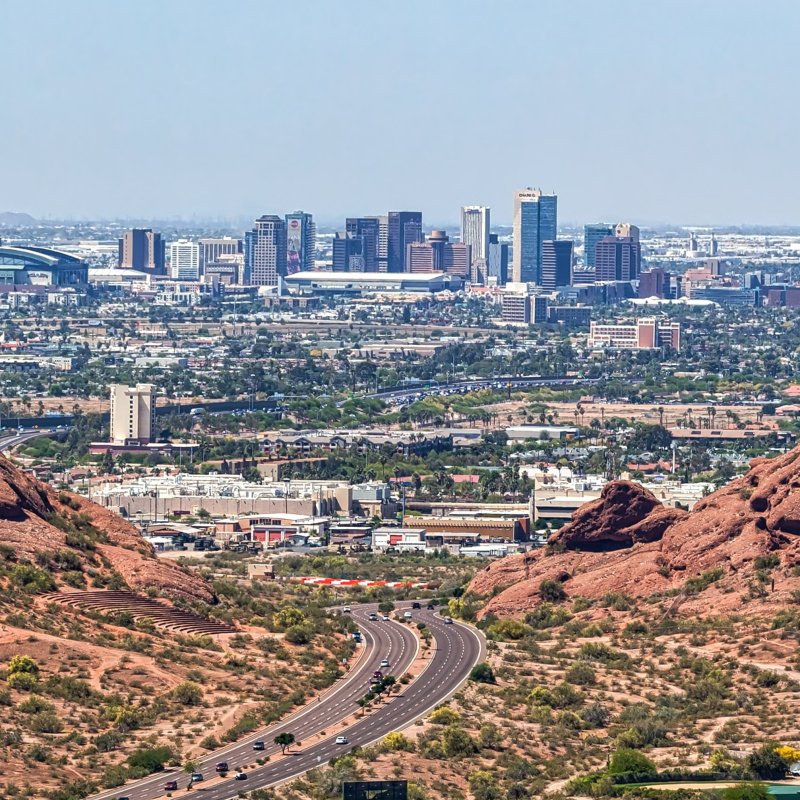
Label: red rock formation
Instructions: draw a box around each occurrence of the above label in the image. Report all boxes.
[470,447,800,619]
[0,454,214,604]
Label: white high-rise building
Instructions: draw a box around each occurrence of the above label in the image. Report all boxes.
[460,206,490,264]
[110,384,156,445]
[168,240,200,280]
[376,215,389,271]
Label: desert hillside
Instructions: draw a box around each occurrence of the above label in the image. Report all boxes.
[470,446,800,618]
[0,453,212,603]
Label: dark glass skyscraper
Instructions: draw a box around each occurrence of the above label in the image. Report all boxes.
[540,240,574,290]
[584,224,613,271]
[345,217,381,271]
[512,189,557,283]
[387,211,423,272]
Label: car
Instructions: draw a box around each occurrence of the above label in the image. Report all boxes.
[252,740,266,751]
[335,735,349,745]
[368,612,377,620]
[117,796,131,800]
[411,601,421,609]
[380,658,390,668]
[427,603,435,610]
[444,617,453,625]
[215,762,229,773]
[164,781,178,792]
[190,773,204,782]
[342,606,351,613]
[403,611,412,620]
[235,772,248,781]
[382,614,390,621]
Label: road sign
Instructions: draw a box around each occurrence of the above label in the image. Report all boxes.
[342,780,408,800]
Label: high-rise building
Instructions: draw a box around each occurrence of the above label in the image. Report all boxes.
[332,233,366,272]
[168,240,200,280]
[245,215,287,286]
[540,240,574,290]
[589,319,681,350]
[198,237,242,273]
[594,236,641,282]
[118,229,165,275]
[615,223,640,241]
[487,233,509,285]
[109,383,155,445]
[406,231,471,277]
[460,206,490,264]
[583,224,613,271]
[638,268,668,299]
[387,211,423,272]
[285,211,316,274]
[376,215,389,271]
[512,189,557,284]
[501,293,531,324]
[345,217,381,271]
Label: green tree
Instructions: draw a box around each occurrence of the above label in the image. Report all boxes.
[171,681,203,706]
[539,579,567,602]
[608,748,656,776]
[469,662,496,684]
[274,732,295,754]
[747,743,788,780]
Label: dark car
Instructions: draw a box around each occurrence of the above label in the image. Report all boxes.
[426,604,435,610]
[215,762,229,773]
[235,772,248,781]
[253,740,265,751]
[164,781,178,792]
[411,601,421,609]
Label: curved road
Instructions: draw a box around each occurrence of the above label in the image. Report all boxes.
[184,606,484,797]
[93,609,418,800]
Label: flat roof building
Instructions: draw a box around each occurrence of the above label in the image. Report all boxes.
[284,271,462,295]
[110,383,156,446]
[0,246,88,287]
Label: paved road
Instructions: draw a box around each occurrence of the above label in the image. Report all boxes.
[0,428,57,451]
[182,607,485,797]
[92,610,417,800]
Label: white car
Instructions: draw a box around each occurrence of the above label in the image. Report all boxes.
[382,614,390,621]
[335,735,348,745]
[380,658,390,668]
[342,606,351,614]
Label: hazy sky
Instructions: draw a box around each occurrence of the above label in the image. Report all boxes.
[3,0,799,226]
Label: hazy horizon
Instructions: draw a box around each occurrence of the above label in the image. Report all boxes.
[3,0,800,226]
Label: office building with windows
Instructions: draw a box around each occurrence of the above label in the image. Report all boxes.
[594,235,641,282]
[583,223,613,271]
[512,189,557,284]
[460,206,490,264]
[406,231,471,277]
[110,383,156,445]
[168,240,200,280]
[345,217,381,272]
[118,229,165,275]
[487,233,509,285]
[332,233,366,272]
[285,211,316,274]
[387,211,423,272]
[540,240,573,290]
[198,238,242,273]
[245,215,287,286]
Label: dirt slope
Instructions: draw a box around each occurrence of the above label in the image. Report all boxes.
[0,454,213,603]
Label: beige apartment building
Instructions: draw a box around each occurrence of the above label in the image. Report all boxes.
[109,383,156,445]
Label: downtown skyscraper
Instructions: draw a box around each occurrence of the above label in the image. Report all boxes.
[512,189,557,284]
[387,211,423,272]
[245,215,286,286]
[285,211,316,274]
[460,206,490,266]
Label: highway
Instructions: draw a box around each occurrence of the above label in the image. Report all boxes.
[92,609,418,800]
[178,607,483,797]
[96,605,484,800]
[0,428,58,452]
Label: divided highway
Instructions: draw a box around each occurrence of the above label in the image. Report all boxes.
[92,609,418,800]
[94,605,484,800]
[185,607,484,797]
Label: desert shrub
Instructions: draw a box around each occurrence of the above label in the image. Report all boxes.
[127,745,175,774]
[469,662,495,683]
[171,681,203,706]
[429,706,460,725]
[29,711,63,733]
[382,732,415,752]
[284,624,314,645]
[566,661,596,686]
[608,747,656,776]
[539,579,567,602]
[7,672,38,692]
[442,724,478,758]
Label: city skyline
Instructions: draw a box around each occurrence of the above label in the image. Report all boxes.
[3,0,800,225]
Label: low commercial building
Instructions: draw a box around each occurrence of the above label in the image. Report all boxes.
[372,527,426,552]
[505,425,578,441]
[284,271,463,295]
[588,318,681,349]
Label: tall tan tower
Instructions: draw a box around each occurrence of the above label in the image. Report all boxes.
[110,384,156,445]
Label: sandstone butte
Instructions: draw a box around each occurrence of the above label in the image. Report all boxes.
[0,454,213,604]
[469,445,800,619]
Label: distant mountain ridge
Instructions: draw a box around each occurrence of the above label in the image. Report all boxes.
[0,211,37,227]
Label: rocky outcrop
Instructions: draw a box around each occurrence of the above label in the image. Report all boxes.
[0,455,214,604]
[550,481,687,550]
[470,447,800,619]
